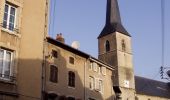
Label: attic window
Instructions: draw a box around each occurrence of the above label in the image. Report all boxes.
[105,40,110,52]
[52,50,58,58]
[69,57,74,64]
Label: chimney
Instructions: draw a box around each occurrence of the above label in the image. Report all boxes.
[56,33,65,43]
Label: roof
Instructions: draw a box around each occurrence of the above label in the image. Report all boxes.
[47,37,90,58]
[46,37,114,70]
[98,23,131,38]
[98,0,131,38]
[135,76,170,99]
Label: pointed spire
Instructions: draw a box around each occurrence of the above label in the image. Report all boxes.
[106,0,121,24]
[98,0,130,38]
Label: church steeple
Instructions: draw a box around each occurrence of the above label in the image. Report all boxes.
[98,1,135,99]
[98,0,130,38]
[106,0,121,24]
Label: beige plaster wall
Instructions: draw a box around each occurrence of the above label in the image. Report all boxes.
[46,42,115,100]
[46,43,86,99]
[17,0,47,99]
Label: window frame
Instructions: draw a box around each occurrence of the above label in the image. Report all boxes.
[49,65,58,83]
[98,79,104,93]
[105,40,110,52]
[93,63,98,72]
[51,49,58,58]
[2,2,17,32]
[101,67,106,75]
[0,49,13,80]
[68,71,75,87]
[89,76,95,90]
[89,62,93,70]
[69,57,74,65]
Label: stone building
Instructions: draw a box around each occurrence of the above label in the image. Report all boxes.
[44,36,114,100]
[0,0,170,100]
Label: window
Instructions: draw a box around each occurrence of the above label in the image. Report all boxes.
[99,80,103,93]
[89,62,93,70]
[3,3,17,31]
[0,49,13,80]
[121,40,126,51]
[105,40,110,52]
[94,78,103,93]
[50,65,58,83]
[68,71,75,87]
[67,97,75,100]
[93,63,98,72]
[89,76,95,90]
[101,67,106,75]
[69,57,74,64]
[51,50,58,58]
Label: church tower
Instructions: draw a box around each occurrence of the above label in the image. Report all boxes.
[98,0,135,99]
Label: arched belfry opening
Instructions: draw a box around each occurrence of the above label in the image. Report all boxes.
[105,40,110,52]
[121,39,126,52]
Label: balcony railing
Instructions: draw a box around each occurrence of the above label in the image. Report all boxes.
[0,23,19,34]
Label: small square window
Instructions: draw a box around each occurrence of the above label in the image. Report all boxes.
[52,50,58,58]
[69,57,74,64]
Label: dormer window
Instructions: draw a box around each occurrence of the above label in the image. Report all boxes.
[121,40,126,51]
[105,40,110,52]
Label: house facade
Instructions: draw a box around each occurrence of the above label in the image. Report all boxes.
[0,0,48,99]
[44,36,114,100]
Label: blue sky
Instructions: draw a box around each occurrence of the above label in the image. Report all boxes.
[49,0,170,81]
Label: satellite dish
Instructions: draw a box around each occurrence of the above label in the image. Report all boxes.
[167,70,170,77]
[71,41,80,49]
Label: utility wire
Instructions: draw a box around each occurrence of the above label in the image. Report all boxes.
[161,0,165,67]
[48,0,52,36]
[51,0,57,37]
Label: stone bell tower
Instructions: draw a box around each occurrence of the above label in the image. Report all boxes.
[98,0,135,99]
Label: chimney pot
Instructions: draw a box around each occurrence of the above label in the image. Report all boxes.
[56,33,65,43]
